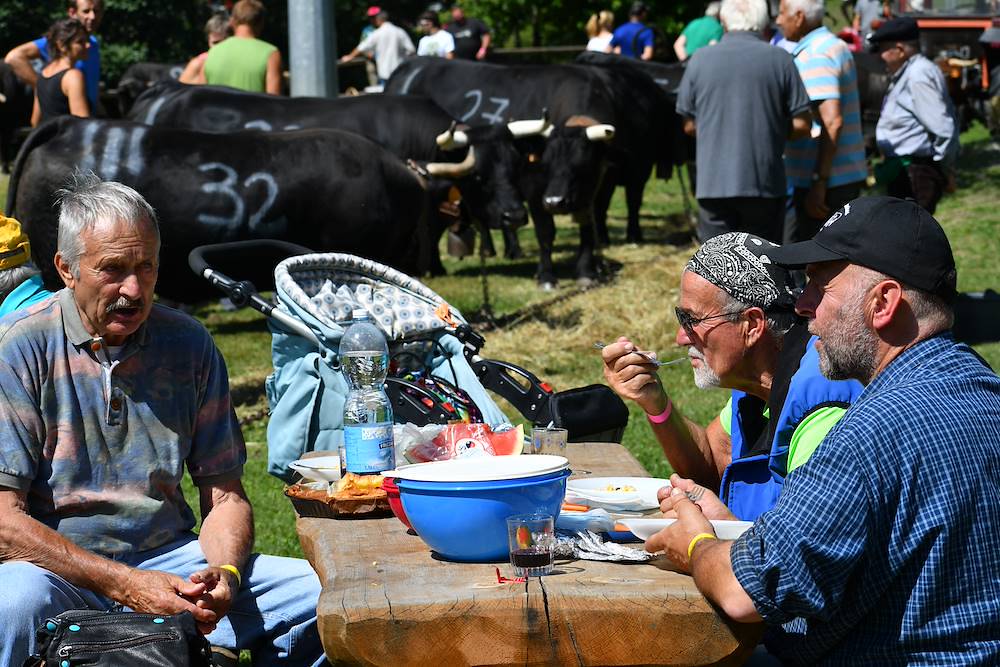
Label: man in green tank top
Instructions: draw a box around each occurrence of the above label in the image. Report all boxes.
[204,0,282,95]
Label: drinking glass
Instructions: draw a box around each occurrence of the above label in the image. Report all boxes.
[530,426,568,455]
[506,513,555,577]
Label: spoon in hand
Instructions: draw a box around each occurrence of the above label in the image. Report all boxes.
[593,341,688,368]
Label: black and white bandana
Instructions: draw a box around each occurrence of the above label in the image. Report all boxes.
[685,233,798,311]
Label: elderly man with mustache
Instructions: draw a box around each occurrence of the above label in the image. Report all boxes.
[0,172,325,666]
[602,232,863,521]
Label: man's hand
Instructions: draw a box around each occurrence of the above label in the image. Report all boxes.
[658,474,737,520]
[645,487,715,573]
[188,566,238,634]
[601,336,668,416]
[118,568,218,630]
[804,181,829,219]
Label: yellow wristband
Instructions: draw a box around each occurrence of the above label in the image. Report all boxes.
[687,532,718,560]
[219,564,242,588]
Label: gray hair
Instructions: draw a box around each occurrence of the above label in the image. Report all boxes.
[720,0,770,31]
[784,0,825,25]
[205,12,232,38]
[56,171,160,278]
[854,266,954,331]
[0,261,41,303]
[717,291,799,344]
[706,2,722,18]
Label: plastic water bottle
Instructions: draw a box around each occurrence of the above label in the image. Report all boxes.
[340,309,395,474]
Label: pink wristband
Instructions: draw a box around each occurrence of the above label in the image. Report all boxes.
[647,399,673,424]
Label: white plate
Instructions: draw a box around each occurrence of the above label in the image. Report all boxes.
[289,456,342,482]
[620,518,754,541]
[385,454,568,482]
[565,477,670,511]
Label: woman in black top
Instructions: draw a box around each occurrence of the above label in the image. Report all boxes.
[31,18,90,126]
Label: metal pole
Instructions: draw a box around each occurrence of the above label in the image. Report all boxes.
[288,0,338,97]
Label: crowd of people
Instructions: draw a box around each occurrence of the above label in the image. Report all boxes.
[0,0,990,664]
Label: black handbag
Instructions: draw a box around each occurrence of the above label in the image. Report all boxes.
[23,609,213,667]
[537,384,629,443]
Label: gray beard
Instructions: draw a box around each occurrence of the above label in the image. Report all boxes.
[690,350,722,389]
[816,292,879,384]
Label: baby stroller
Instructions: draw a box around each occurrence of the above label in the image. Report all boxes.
[189,240,629,482]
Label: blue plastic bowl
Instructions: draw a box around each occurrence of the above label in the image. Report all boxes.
[397,468,570,562]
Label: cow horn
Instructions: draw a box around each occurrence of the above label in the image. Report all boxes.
[507,108,553,138]
[585,124,616,142]
[425,146,477,178]
[435,121,470,150]
[0,92,6,104]
[507,118,548,138]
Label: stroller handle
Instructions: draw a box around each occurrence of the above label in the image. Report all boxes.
[188,241,324,351]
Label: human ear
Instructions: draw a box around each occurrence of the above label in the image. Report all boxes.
[870,280,904,331]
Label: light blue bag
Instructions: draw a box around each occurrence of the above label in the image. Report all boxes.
[264,253,507,482]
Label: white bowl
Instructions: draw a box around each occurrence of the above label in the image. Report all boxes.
[385,454,568,482]
[289,456,342,482]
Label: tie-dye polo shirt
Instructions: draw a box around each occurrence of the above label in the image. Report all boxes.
[0,289,246,557]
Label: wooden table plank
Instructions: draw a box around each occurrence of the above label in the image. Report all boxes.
[297,442,761,666]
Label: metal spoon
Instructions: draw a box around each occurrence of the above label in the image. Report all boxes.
[593,341,688,368]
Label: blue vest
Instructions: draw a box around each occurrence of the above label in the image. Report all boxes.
[719,325,864,521]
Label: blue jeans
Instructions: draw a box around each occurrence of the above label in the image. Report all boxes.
[0,534,326,666]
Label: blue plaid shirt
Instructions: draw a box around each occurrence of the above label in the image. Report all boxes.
[731,333,1000,665]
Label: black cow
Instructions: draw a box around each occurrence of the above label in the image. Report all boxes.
[386,56,675,288]
[6,117,446,301]
[0,62,33,173]
[115,62,184,118]
[127,81,533,252]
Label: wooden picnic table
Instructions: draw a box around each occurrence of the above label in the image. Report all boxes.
[296,442,762,666]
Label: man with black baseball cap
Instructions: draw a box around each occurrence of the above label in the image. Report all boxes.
[870,16,958,214]
[641,198,1000,663]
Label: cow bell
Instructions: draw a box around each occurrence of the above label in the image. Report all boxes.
[585,124,616,142]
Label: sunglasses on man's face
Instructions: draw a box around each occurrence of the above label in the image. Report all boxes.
[674,306,745,336]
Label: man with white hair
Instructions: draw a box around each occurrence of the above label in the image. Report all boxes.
[649,197,1000,663]
[673,2,723,62]
[602,232,862,522]
[0,173,325,666]
[871,17,958,214]
[777,0,868,242]
[676,0,813,244]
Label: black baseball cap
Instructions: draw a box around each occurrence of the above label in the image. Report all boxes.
[768,196,957,299]
[869,16,920,46]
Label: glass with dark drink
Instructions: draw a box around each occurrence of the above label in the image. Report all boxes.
[506,513,555,576]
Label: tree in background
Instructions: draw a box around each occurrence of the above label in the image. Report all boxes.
[1,0,710,90]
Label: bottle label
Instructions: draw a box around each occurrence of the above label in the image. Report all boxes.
[344,422,395,473]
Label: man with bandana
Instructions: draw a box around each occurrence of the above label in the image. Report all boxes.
[602,232,863,521]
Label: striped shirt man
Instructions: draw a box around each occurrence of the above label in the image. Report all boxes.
[785,26,867,189]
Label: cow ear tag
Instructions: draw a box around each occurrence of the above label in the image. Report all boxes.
[448,186,462,203]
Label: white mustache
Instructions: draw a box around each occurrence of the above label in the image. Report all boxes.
[688,348,705,361]
[106,296,143,313]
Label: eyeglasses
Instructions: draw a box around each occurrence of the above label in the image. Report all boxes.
[674,306,745,336]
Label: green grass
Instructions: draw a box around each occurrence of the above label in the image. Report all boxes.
[1,123,997,559]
